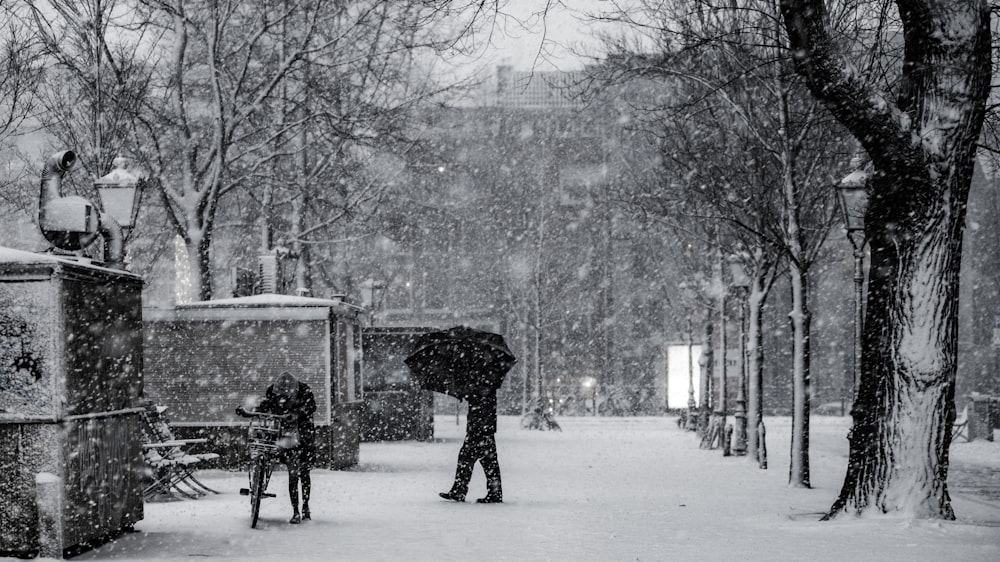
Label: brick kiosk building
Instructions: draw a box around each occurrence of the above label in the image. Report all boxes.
[143,293,364,469]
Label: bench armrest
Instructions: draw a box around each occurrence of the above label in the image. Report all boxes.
[142,438,209,449]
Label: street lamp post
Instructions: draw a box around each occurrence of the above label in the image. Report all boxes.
[837,157,870,414]
[728,255,750,456]
[715,255,729,455]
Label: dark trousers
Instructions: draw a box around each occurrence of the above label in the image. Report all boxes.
[282,448,311,513]
[451,433,502,498]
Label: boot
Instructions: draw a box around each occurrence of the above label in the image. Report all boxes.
[302,502,311,521]
[438,490,465,502]
[477,475,502,503]
[289,484,301,524]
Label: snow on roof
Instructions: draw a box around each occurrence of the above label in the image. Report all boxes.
[0,246,68,264]
[179,292,360,310]
[0,246,142,278]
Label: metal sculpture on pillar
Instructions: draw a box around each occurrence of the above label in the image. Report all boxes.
[836,155,870,414]
[728,255,750,456]
[39,151,145,270]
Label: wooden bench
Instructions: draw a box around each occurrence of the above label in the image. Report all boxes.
[952,404,969,442]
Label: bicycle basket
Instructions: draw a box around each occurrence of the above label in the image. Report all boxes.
[247,417,282,456]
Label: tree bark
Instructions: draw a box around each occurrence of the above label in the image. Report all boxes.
[746,280,766,466]
[697,321,714,438]
[780,0,991,518]
[183,229,213,302]
[787,258,811,487]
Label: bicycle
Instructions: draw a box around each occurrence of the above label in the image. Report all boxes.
[236,409,289,528]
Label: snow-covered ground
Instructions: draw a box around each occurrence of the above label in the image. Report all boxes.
[29,415,1000,562]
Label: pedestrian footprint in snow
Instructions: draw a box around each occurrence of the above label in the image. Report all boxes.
[239,372,317,523]
[440,387,503,504]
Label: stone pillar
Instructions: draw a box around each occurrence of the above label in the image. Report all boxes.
[35,472,63,559]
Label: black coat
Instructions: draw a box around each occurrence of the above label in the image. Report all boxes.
[466,390,497,437]
[259,381,317,453]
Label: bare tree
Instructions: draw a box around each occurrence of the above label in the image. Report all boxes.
[131,0,503,301]
[0,5,42,207]
[779,0,991,519]
[126,1,338,301]
[591,0,846,484]
[26,0,153,179]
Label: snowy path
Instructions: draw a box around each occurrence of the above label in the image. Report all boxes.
[39,416,1000,561]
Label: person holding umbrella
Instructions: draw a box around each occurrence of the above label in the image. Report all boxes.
[440,386,502,503]
[403,326,515,504]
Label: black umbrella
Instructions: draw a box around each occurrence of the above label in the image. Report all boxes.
[404,326,516,399]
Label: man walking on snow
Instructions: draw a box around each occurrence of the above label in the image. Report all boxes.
[439,387,503,503]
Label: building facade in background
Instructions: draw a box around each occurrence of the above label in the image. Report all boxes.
[127,64,1000,418]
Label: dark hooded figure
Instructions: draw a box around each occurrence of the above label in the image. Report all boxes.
[439,387,502,503]
[258,371,317,523]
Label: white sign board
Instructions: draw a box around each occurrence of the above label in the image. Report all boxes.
[666,344,702,409]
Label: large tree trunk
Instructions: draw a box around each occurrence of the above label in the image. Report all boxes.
[829,159,970,519]
[780,0,991,518]
[186,231,213,302]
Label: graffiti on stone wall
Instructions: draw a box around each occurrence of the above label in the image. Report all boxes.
[0,284,53,416]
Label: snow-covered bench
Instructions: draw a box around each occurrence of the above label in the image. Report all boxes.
[140,402,220,500]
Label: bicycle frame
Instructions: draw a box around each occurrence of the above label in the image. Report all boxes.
[240,411,287,528]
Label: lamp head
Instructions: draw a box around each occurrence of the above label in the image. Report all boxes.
[94,156,145,230]
[837,167,869,233]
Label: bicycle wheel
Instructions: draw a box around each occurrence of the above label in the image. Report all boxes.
[250,461,266,529]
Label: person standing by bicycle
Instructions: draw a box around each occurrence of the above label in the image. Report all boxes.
[255,371,316,524]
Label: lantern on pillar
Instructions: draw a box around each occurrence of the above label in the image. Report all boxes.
[94,156,145,236]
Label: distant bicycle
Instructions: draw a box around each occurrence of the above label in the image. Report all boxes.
[236,408,291,528]
[520,407,562,431]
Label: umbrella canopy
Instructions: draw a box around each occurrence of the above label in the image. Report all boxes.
[404,326,516,399]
